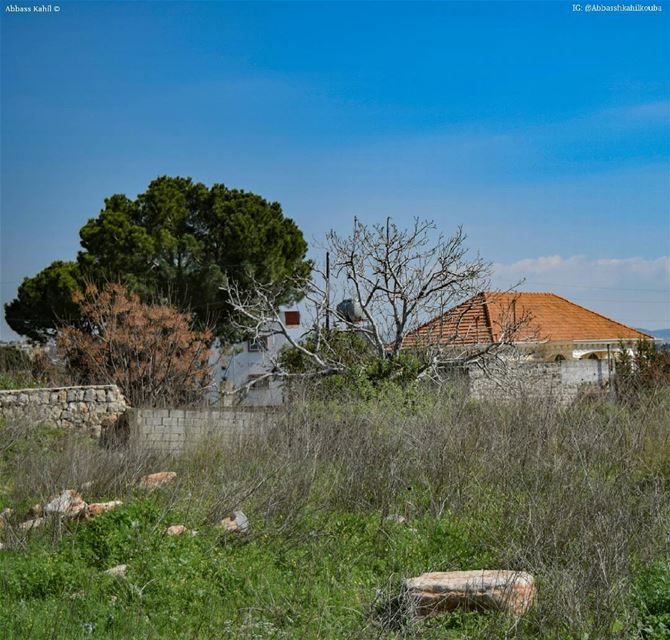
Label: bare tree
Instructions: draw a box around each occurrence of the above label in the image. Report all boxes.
[220,218,531,390]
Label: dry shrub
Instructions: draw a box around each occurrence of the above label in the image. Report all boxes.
[57,283,213,407]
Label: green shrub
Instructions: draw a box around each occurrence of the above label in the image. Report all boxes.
[635,560,670,639]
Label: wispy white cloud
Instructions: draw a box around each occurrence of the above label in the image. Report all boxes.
[604,100,670,124]
[492,255,670,330]
[494,255,669,283]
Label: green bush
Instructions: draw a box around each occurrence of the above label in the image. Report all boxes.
[635,560,670,639]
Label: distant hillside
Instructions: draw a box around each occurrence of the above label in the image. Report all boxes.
[637,328,670,342]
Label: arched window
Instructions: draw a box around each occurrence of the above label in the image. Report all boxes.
[554,354,566,362]
[587,353,599,360]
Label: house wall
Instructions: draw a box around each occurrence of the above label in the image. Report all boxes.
[128,407,274,454]
[219,334,287,406]
[216,309,303,407]
[0,385,128,437]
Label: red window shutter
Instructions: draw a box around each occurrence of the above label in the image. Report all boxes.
[284,311,300,327]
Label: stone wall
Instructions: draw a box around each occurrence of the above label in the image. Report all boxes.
[0,385,128,437]
[467,359,614,403]
[129,408,275,454]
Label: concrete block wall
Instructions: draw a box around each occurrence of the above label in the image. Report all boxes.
[129,408,274,453]
[0,385,128,437]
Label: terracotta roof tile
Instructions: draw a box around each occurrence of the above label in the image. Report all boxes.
[402,292,653,348]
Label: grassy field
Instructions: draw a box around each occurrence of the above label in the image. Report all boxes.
[1,388,669,639]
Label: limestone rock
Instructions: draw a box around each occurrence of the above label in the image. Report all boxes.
[28,503,44,518]
[218,510,249,534]
[44,490,87,518]
[105,564,127,577]
[166,524,188,536]
[385,514,407,524]
[0,507,12,528]
[138,471,177,489]
[88,501,123,516]
[19,517,45,531]
[403,570,536,617]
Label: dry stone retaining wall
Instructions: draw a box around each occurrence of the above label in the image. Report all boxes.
[129,408,274,454]
[0,385,128,437]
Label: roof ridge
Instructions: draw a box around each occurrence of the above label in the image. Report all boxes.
[546,292,654,340]
[482,290,552,297]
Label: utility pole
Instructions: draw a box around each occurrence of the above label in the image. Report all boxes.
[325,251,330,333]
[607,343,616,402]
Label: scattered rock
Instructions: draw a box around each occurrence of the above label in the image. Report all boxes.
[104,564,127,578]
[217,510,250,534]
[0,542,5,550]
[403,570,536,617]
[28,503,44,518]
[0,507,12,528]
[19,517,45,531]
[385,514,407,524]
[81,621,95,635]
[81,481,94,491]
[87,501,123,516]
[44,490,87,518]
[166,524,188,536]
[138,472,177,489]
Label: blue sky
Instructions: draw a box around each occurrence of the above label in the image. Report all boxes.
[1,0,669,337]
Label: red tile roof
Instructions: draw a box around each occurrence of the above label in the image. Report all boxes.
[402,292,653,348]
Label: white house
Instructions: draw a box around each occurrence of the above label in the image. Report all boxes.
[216,309,302,406]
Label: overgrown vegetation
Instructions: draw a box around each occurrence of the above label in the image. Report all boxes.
[617,339,670,404]
[1,387,669,638]
[0,344,69,390]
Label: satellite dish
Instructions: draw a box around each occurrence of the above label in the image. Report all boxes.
[336,299,365,323]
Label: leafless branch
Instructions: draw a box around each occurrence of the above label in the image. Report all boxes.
[220,218,532,393]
